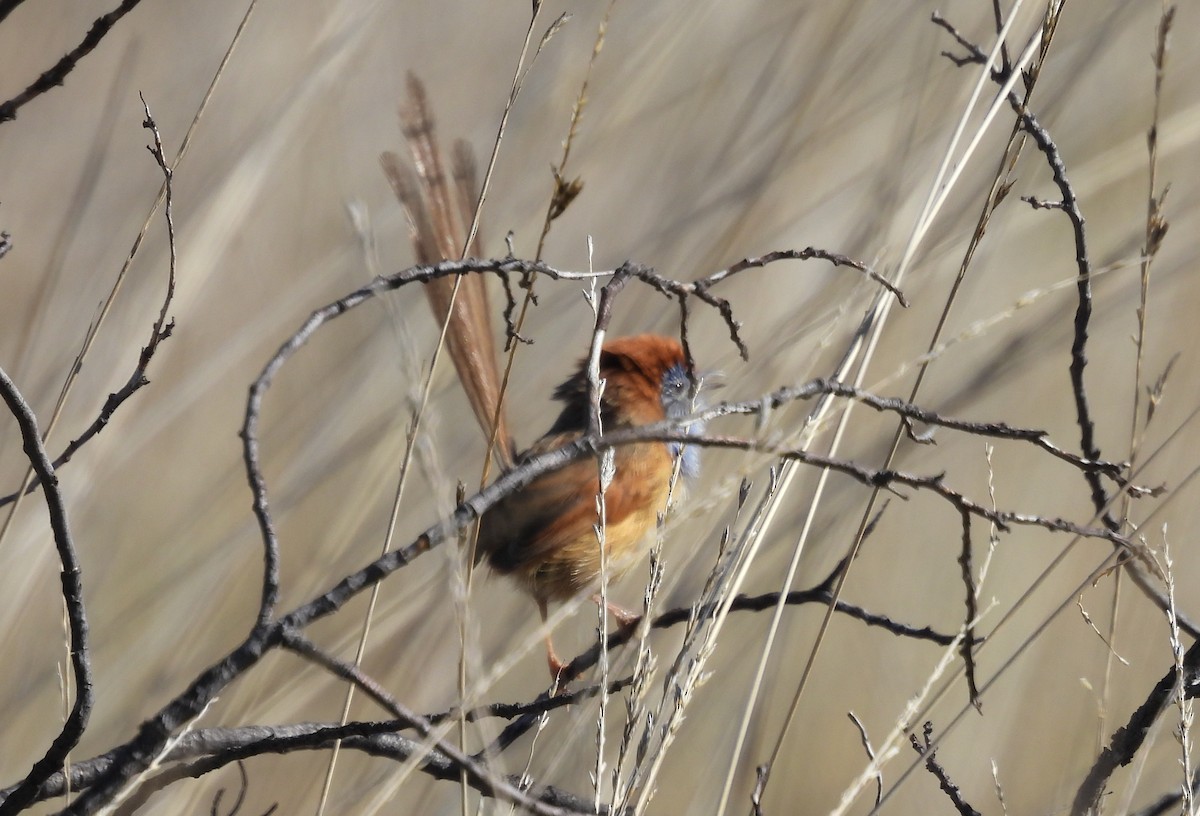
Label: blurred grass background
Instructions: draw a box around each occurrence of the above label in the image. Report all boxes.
[1,0,1199,813]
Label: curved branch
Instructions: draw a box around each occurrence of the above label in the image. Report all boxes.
[0,368,92,815]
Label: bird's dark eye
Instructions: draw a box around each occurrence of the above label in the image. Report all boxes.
[661,365,695,418]
[662,366,689,398]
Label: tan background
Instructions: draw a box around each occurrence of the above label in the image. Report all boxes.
[1,0,1199,813]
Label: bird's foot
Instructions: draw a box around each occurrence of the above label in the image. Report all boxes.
[592,595,642,629]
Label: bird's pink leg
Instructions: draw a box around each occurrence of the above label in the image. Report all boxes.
[538,598,568,680]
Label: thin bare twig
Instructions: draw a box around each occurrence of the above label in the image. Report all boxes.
[957,510,981,708]
[909,723,982,816]
[0,0,145,123]
[933,10,1108,524]
[847,713,882,809]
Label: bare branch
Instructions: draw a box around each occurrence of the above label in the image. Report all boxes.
[0,368,92,814]
[0,98,179,511]
[0,0,146,123]
[910,722,982,816]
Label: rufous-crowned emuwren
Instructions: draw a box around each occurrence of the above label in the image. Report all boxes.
[383,75,701,677]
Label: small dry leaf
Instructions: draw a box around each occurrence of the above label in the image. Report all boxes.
[549,167,584,221]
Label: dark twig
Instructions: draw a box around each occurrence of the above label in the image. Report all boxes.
[847,713,882,809]
[0,369,91,816]
[440,677,635,730]
[613,250,902,361]
[557,580,961,686]
[279,630,407,720]
[957,510,981,710]
[702,248,905,307]
[727,378,1124,479]
[667,433,1124,543]
[0,99,179,511]
[0,362,172,508]
[933,11,1110,525]
[0,0,146,123]
[941,13,1200,645]
[139,96,177,340]
[989,0,1012,79]
[497,267,529,346]
[910,723,982,816]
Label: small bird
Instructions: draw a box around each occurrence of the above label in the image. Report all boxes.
[383,76,701,677]
[476,335,700,675]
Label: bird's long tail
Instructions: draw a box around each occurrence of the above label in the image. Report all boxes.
[380,73,515,470]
